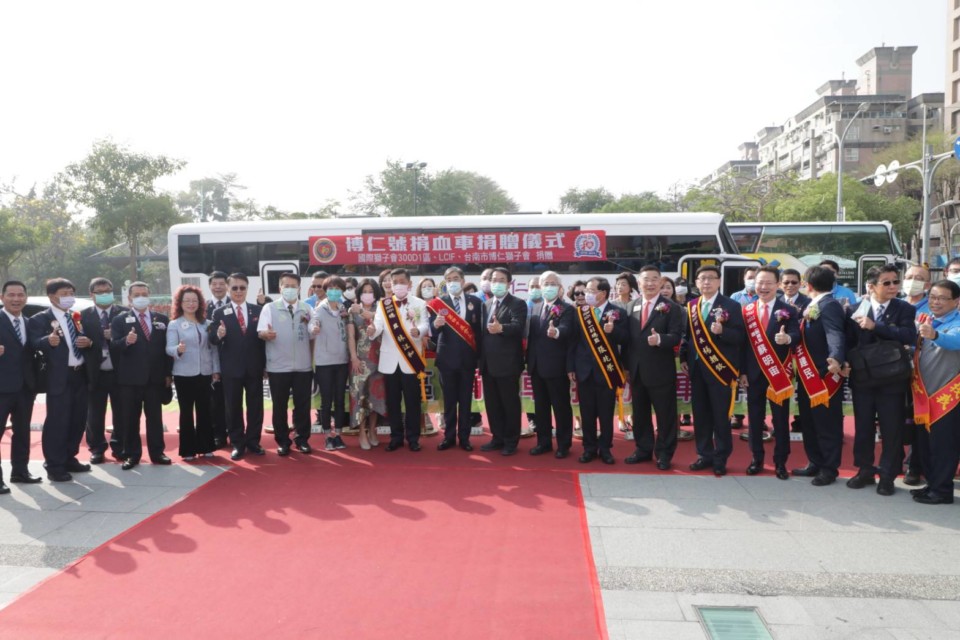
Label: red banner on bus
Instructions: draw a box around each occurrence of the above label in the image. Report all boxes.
[308,230,606,266]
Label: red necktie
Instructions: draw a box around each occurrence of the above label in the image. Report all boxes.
[236,305,246,335]
[760,303,768,329]
[641,300,650,326]
[139,312,151,340]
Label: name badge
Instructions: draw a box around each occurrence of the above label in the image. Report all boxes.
[125,316,136,324]
[223,308,233,315]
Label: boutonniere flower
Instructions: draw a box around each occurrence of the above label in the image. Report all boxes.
[774,309,791,324]
[153,322,166,330]
[803,303,820,321]
[711,308,729,324]
[50,319,61,334]
[655,302,670,314]
[71,311,83,332]
[548,304,562,320]
[604,310,620,323]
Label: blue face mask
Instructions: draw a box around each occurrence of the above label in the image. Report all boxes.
[446,281,462,296]
[326,289,343,303]
[949,274,960,286]
[94,293,114,307]
[281,288,299,303]
[542,285,559,301]
[491,282,508,298]
[528,288,542,301]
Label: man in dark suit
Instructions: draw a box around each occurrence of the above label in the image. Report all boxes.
[28,278,94,482]
[845,264,917,496]
[779,268,811,313]
[738,266,801,480]
[792,266,846,486]
[680,265,745,476]
[478,267,527,456]
[81,277,127,464]
[526,270,576,458]
[110,281,173,470]
[430,266,484,452]
[0,281,39,491]
[569,277,629,465]
[624,265,685,470]
[205,271,230,448]
[209,272,266,461]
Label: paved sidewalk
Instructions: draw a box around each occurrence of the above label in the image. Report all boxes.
[582,474,960,639]
[0,461,224,609]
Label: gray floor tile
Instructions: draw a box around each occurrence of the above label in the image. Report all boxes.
[0,510,86,545]
[56,485,173,514]
[619,619,707,640]
[601,590,684,621]
[28,512,155,548]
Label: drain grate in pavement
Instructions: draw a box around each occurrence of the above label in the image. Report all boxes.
[695,607,774,640]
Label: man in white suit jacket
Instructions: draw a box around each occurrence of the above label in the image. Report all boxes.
[368,268,430,451]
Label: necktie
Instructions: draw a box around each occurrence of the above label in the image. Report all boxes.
[701,300,711,322]
[641,300,650,326]
[875,304,885,323]
[453,296,461,316]
[236,305,246,334]
[288,304,295,318]
[65,313,82,359]
[760,303,768,329]
[13,316,23,345]
[490,300,499,322]
[139,312,151,340]
[216,299,224,309]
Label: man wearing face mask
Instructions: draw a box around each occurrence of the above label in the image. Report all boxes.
[945,259,960,298]
[478,268,494,302]
[27,279,94,481]
[80,277,127,464]
[901,265,931,315]
[257,273,315,456]
[730,268,759,306]
[110,282,173,470]
[478,267,528,456]
[205,272,230,449]
[430,267,484,451]
[522,276,542,438]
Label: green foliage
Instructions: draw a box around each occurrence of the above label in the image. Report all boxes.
[558,187,615,214]
[175,174,243,222]
[0,204,50,283]
[597,191,673,213]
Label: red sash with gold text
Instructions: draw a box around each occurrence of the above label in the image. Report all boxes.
[687,300,738,387]
[426,297,476,352]
[911,313,960,429]
[743,302,794,404]
[793,321,842,408]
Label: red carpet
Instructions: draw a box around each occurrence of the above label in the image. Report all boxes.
[0,463,607,640]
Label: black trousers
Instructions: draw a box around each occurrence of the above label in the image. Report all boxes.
[268,371,313,447]
[210,378,226,442]
[851,385,905,480]
[690,362,735,465]
[223,374,264,449]
[531,372,573,452]
[174,375,215,457]
[385,367,422,446]
[86,369,122,456]
[0,389,35,476]
[119,383,166,463]
[43,368,88,475]
[439,366,474,444]
[578,374,615,455]
[926,408,960,499]
[631,379,678,462]
[797,384,844,478]
[745,376,792,466]
[315,363,349,432]
[482,373,521,449]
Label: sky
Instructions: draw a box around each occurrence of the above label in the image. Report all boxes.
[0,0,949,215]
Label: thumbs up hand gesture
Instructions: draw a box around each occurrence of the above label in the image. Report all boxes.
[261,323,277,341]
[488,313,501,334]
[126,328,137,345]
[919,317,937,340]
[256,288,266,305]
[434,313,447,328]
[603,317,614,334]
[217,322,227,339]
[774,324,791,345]
[366,323,376,338]
[547,319,558,339]
[48,327,61,347]
[647,327,661,346]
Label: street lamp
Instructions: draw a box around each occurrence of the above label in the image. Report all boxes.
[405,161,427,216]
[830,101,870,222]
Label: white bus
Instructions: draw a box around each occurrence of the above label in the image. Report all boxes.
[168,212,739,301]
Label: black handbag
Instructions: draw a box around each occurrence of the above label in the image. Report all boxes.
[847,339,912,388]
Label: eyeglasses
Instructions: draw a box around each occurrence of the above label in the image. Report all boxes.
[230,286,247,291]
[781,280,800,285]
[879,279,901,287]
[928,294,956,302]
[573,291,585,297]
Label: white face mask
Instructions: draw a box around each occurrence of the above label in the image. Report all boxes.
[343,288,356,301]
[392,283,409,299]
[57,295,76,310]
[281,288,299,303]
[902,279,925,297]
[675,286,688,297]
[360,292,375,306]
[131,296,151,311]
[420,287,435,299]
[584,292,598,307]
[446,281,462,296]
[480,280,492,294]
[744,279,756,292]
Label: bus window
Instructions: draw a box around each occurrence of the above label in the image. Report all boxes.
[729,226,761,253]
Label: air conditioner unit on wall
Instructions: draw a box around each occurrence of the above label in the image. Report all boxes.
[882,126,892,134]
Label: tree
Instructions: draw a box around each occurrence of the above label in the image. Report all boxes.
[0,205,49,284]
[597,191,674,213]
[558,187,614,214]
[175,173,245,222]
[58,140,186,280]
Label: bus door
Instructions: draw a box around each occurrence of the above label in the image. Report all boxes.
[260,261,300,301]
[678,254,760,298]
[856,254,893,297]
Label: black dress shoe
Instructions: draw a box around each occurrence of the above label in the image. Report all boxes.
[845,473,875,489]
[230,448,244,461]
[600,452,615,465]
[437,440,455,451]
[811,473,835,487]
[151,455,172,465]
[555,449,569,459]
[277,445,290,457]
[913,492,954,505]
[48,471,73,482]
[409,442,422,452]
[66,460,92,473]
[792,464,819,477]
[689,457,711,471]
[578,451,596,463]
[294,443,312,454]
[656,458,671,471]
[480,441,503,452]
[213,437,226,449]
[121,459,138,471]
[624,451,652,465]
[89,453,105,465]
[876,478,895,496]
[385,441,403,452]
[500,447,517,456]
[247,444,266,455]
[529,444,552,456]
[713,465,727,477]
[746,459,763,476]
[910,486,930,497]
[9,472,42,484]
[903,472,923,486]
[775,465,789,480]
[459,442,474,452]
[0,482,9,494]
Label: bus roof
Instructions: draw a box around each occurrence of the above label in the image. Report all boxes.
[728,220,893,228]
